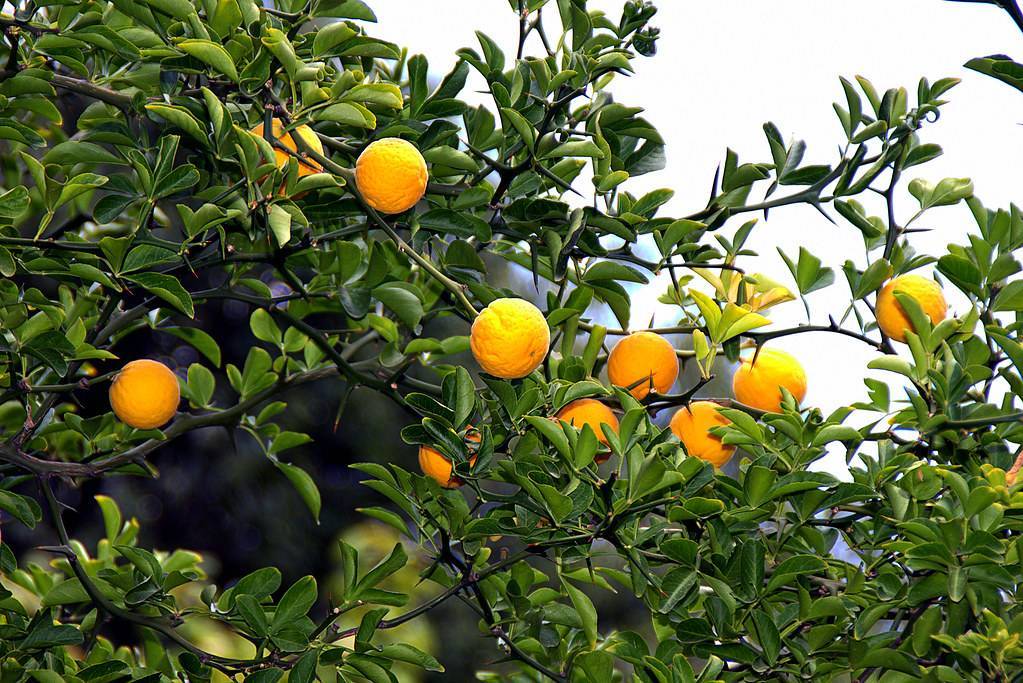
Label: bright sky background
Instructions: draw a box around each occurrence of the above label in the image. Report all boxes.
[375,1,1023,474]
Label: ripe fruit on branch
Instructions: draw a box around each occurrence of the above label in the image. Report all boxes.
[109,359,180,430]
[670,401,735,468]
[607,331,679,399]
[418,428,481,488]
[732,347,807,413]
[876,274,947,343]
[470,298,551,379]
[355,138,428,214]
[555,399,620,463]
[251,118,323,177]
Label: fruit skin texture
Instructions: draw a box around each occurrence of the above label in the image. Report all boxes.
[109,359,181,430]
[670,401,735,468]
[418,429,480,488]
[250,119,323,176]
[470,298,551,379]
[876,274,947,343]
[732,348,807,413]
[556,399,619,463]
[355,138,428,214]
[607,331,679,399]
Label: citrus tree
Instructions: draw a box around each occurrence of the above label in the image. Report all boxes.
[2,0,1023,680]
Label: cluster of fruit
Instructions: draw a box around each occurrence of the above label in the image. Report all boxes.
[98,131,949,493]
[419,274,948,488]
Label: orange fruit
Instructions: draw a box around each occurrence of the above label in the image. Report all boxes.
[556,399,619,463]
[418,428,481,488]
[470,298,550,379]
[669,401,735,468]
[250,118,323,177]
[876,274,947,343]
[354,138,428,214]
[109,359,180,430]
[732,348,807,413]
[607,331,679,399]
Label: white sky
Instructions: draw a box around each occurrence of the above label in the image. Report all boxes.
[375,1,1023,473]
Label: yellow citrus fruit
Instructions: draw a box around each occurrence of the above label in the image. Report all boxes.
[556,399,619,463]
[418,428,480,488]
[607,331,679,399]
[470,298,550,379]
[732,348,807,413]
[109,359,180,430]
[876,274,948,343]
[354,138,428,214]
[669,401,735,468]
[250,118,323,177]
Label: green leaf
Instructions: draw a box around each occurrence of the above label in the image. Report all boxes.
[561,576,598,647]
[751,609,781,665]
[354,543,407,597]
[0,186,30,217]
[250,308,283,344]
[341,83,403,109]
[378,643,444,671]
[905,143,943,168]
[780,246,834,295]
[315,102,376,129]
[223,567,281,609]
[43,141,124,166]
[40,578,92,606]
[575,652,614,681]
[765,555,826,592]
[908,177,973,210]
[95,495,122,541]
[314,0,376,21]
[452,366,475,428]
[21,619,83,649]
[153,164,199,198]
[163,326,222,366]
[357,506,408,535]
[144,104,209,146]
[966,54,1023,94]
[717,304,770,342]
[289,652,319,683]
[524,415,571,460]
[274,461,321,523]
[372,282,423,328]
[125,272,195,317]
[268,204,292,247]
[422,145,478,173]
[25,331,75,374]
[659,569,697,614]
[582,261,649,284]
[542,139,606,159]
[0,490,40,528]
[177,39,239,81]
[743,466,776,507]
[236,594,269,636]
[811,425,862,446]
[272,575,317,628]
[312,21,357,55]
[992,280,1023,311]
[186,363,215,406]
[245,668,282,683]
[141,0,196,20]
[500,107,537,150]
